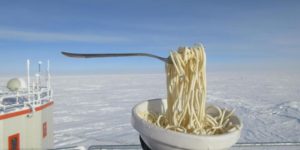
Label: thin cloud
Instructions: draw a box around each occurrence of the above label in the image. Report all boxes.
[0,29,129,43]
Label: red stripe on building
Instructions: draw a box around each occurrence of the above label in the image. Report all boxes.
[35,101,54,111]
[0,101,54,120]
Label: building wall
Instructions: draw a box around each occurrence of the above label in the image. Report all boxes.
[0,101,53,150]
[41,103,54,149]
[0,117,3,150]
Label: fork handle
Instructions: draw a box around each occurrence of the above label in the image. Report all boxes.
[61,51,169,63]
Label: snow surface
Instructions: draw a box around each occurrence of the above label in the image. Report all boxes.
[1,71,300,148]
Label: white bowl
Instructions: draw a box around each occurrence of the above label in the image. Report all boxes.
[131,99,243,150]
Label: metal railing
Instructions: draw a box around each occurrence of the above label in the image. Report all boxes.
[0,87,52,112]
[85,142,300,150]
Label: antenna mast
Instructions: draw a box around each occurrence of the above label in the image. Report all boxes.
[38,61,42,87]
[47,60,51,89]
[27,59,30,95]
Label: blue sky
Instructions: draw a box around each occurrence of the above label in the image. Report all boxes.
[0,0,299,75]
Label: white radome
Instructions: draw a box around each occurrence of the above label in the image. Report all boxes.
[7,78,27,92]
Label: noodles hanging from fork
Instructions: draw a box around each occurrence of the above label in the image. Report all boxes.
[145,45,239,135]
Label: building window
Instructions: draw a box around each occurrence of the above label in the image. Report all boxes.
[8,133,20,150]
[43,122,47,138]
